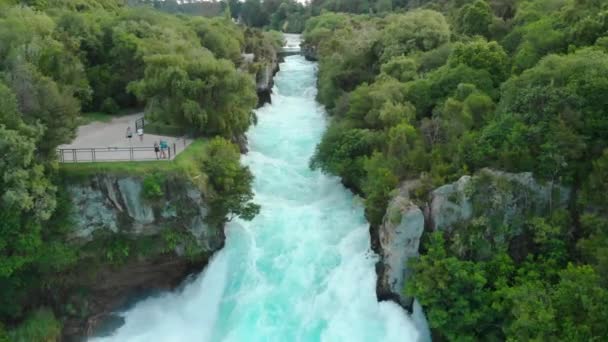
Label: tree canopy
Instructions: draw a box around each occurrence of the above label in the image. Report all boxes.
[0,0,264,337]
[306,1,608,340]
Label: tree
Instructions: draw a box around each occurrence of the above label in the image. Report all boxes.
[5,63,80,155]
[0,83,56,279]
[381,10,450,62]
[190,17,244,64]
[448,38,509,85]
[505,280,557,341]
[387,121,425,177]
[202,138,260,225]
[311,126,375,190]
[129,52,257,138]
[363,153,398,226]
[380,56,418,83]
[227,0,241,20]
[241,0,268,27]
[346,79,408,128]
[463,91,495,129]
[456,0,493,38]
[407,233,493,341]
[551,264,608,340]
[499,48,608,180]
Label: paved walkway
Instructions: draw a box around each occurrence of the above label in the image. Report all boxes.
[58,113,192,162]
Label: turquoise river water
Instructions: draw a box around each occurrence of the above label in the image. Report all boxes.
[92,54,429,342]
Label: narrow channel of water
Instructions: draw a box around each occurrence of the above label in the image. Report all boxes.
[92,52,427,342]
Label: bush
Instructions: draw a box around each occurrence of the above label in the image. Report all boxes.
[144,121,188,137]
[142,174,165,200]
[202,137,260,225]
[8,308,62,342]
[100,98,119,114]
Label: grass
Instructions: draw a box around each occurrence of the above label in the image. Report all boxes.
[78,108,143,125]
[145,121,188,137]
[79,112,114,125]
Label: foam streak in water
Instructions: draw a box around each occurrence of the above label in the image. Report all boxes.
[91,55,425,342]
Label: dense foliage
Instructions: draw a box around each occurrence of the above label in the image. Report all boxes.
[306,0,608,340]
[0,0,263,337]
[229,0,309,33]
[128,0,225,17]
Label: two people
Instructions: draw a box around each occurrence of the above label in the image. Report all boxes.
[154,140,169,159]
[126,126,144,142]
[129,125,169,160]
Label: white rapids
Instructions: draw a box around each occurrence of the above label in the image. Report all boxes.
[91,43,429,342]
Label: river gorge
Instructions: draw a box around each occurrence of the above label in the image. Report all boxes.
[92,48,429,341]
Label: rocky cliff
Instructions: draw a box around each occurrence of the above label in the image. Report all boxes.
[376,181,424,309]
[376,169,570,309]
[59,174,224,341]
[241,52,280,107]
[255,54,279,106]
[301,43,318,61]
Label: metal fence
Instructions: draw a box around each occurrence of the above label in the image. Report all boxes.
[135,116,145,132]
[57,144,177,163]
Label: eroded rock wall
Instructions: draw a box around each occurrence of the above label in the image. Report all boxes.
[67,174,221,248]
[377,183,424,309]
[62,174,224,340]
[376,169,570,309]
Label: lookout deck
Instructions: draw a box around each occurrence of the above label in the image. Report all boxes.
[58,113,192,163]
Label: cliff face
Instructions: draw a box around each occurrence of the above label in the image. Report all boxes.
[376,169,570,309]
[377,182,424,309]
[255,54,280,106]
[60,174,224,340]
[67,174,221,248]
[429,169,570,235]
[301,43,318,61]
[241,51,280,107]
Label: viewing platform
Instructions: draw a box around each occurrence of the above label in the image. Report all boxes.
[57,113,192,163]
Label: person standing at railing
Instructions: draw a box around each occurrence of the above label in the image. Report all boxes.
[154,141,160,160]
[160,139,168,159]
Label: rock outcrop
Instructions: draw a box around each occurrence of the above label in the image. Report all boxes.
[255,55,279,106]
[375,169,571,309]
[67,174,221,247]
[61,174,224,340]
[241,51,280,107]
[429,169,570,234]
[301,43,318,61]
[377,182,424,309]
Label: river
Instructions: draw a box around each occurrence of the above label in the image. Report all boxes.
[92,48,428,342]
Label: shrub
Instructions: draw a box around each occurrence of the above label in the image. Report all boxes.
[8,308,61,342]
[100,98,119,114]
[142,174,165,200]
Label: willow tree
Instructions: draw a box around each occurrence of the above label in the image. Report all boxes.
[129,51,257,138]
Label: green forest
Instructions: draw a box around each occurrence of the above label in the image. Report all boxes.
[0,0,271,339]
[304,0,608,340]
